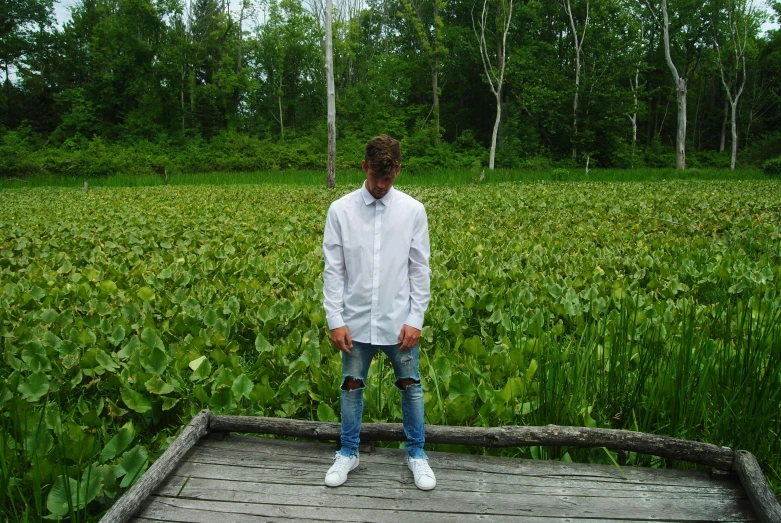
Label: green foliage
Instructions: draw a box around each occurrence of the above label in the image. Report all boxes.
[2,0,781,171]
[762,156,781,176]
[1,181,780,520]
[644,135,676,168]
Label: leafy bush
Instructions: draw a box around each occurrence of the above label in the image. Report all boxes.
[610,140,645,169]
[762,157,781,176]
[743,132,781,166]
[688,150,730,168]
[402,129,487,174]
[644,135,676,168]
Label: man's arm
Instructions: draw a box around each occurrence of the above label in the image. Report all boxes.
[323,204,353,352]
[400,204,431,349]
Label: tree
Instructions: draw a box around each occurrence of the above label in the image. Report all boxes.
[644,0,707,169]
[1,0,54,126]
[713,0,756,169]
[562,0,588,160]
[661,0,688,169]
[399,0,446,144]
[254,0,323,139]
[474,0,513,170]
[325,0,336,187]
[624,11,645,167]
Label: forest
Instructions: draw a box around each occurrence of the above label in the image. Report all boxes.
[2,0,781,176]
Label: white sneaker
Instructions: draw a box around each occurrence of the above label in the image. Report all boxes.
[407,457,436,490]
[325,453,359,487]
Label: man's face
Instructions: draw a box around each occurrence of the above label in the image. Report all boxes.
[362,160,400,199]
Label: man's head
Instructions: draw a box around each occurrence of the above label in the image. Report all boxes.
[363,134,401,199]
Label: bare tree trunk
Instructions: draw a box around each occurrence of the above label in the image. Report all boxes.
[646,25,656,147]
[714,0,752,170]
[234,0,246,125]
[675,80,687,169]
[474,0,513,170]
[564,0,588,161]
[662,0,686,170]
[730,103,738,169]
[629,68,639,168]
[278,92,284,139]
[325,0,336,188]
[4,62,11,125]
[719,99,728,152]
[491,91,501,168]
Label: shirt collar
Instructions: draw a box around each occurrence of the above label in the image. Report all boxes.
[361,181,394,207]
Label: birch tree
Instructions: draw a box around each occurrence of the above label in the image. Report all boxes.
[473,0,513,170]
[629,66,640,166]
[325,0,336,187]
[713,0,754,170]
[661,0,687,170]
[627,17,644,168]
[562,0,588,160]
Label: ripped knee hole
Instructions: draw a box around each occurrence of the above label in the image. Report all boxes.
[395,378,421,391]
[341,377,365,391]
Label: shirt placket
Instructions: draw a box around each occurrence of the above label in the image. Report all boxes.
[371,201,383,344]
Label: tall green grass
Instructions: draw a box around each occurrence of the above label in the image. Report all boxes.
[2,293,779,521]
[0,167,768,190]
[371,290,781,494]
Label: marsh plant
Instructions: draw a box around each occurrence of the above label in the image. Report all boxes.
[1,181,779,520]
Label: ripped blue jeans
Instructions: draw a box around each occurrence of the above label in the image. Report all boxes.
[338,340,427,460]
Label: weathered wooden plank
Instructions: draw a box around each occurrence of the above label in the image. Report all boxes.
[145,476,755,521]
[209,415,735,469]
[100,410,210,523]
[177,449,745,495]
[161,468,743,501]
[166,463,743,499]
[734,450,781,523]
[133,497,655,523]
[194,436,732,488]
[157,473,748,511]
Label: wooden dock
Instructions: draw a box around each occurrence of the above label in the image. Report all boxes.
[133,435,757,522]
[101,412,781,523]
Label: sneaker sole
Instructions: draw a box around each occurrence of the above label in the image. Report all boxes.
[407,459,436,491]
[325,458,359,487]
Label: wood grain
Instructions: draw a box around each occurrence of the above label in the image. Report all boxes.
[100,410,211,523]
[130,432,757,522]
[734,450,781,523]
[209,415,736,469]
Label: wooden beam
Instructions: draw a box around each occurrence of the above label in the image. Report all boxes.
[99,409,211,523]
[209,416,735,470]
[734,450,781,523]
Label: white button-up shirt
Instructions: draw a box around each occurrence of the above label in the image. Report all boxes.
[322,181,431,345]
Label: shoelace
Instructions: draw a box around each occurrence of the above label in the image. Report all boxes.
[331,455,354,473]
[410,459,432,476]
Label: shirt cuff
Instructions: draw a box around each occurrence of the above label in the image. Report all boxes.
[404,314,424,331]
[326,313,346,330]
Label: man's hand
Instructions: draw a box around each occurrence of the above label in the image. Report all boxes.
[330,326,353,354]
[398,324,421,351]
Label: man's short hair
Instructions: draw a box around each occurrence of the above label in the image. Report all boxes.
[365,135,401,177]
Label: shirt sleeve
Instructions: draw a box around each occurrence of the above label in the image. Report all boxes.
[322,204,347,330]
[406,204,431,330]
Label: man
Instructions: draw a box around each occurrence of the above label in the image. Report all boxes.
[321,134,436,490]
